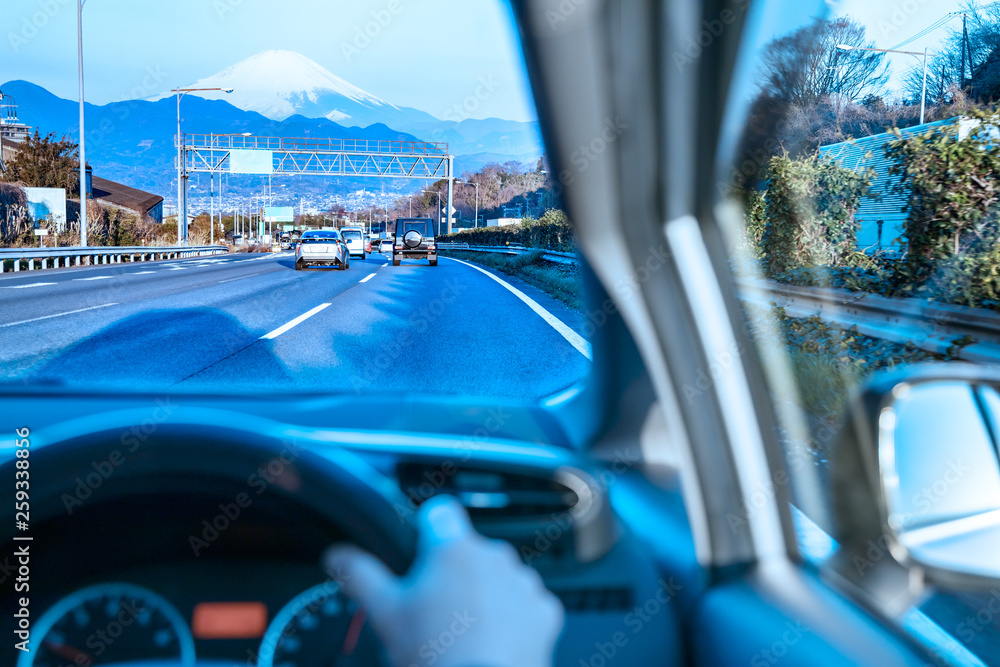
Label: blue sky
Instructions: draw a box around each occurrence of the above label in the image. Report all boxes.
[742,0,970,101]
[1,0,538,122]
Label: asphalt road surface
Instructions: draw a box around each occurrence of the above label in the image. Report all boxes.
[0,251,591,399]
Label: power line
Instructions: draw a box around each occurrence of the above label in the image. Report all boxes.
[887,12,960,51]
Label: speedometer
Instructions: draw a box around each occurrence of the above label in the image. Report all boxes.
[257,581,386,667]
[19,583,195,667]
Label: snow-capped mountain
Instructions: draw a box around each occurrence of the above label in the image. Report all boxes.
[153,50,438,128]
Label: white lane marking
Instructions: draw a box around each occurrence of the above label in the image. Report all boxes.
[218,274,256,284]
[1,302,118,329]
[167,267,187,271]
[260,303,331,340]
[1,282,56,289]
[359,273,376,283]
[73,276,114,281]
[447,257,592,360]
[134,271,157,275]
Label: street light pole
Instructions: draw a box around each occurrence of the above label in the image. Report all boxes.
[172,87,233,245]
[77,0,88,248]
[920,46,929,126]
[836,44,931,124]
[457,180,479,228]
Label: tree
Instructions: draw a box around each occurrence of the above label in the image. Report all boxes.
[734,18,890,187]
[0,131,80,192]
[758,17,889,105]
[909,2,1000,104]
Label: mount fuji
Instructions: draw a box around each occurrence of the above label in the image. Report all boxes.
[152,50,438,128]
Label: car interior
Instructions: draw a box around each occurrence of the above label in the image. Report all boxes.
[5,0,1000,666]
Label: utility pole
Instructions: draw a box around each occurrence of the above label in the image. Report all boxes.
[77,0,88,248]
[961,12,969,90]
[920,46,929,125]
[446,155,454,235]
[220,172,225,244]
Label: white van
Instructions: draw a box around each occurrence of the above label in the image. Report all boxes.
[339,227,366,259]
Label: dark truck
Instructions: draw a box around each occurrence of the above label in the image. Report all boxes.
[392,217,437,267]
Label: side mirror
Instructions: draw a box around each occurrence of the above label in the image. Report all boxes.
[841,364,1000,587]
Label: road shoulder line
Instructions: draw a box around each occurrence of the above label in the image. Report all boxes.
[445,257,592,360]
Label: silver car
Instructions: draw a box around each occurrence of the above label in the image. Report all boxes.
[294,230,350,271]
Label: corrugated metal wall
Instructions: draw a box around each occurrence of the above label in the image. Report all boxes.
[818,117,957,251]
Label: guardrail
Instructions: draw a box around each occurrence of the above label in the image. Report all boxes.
[440,243,580,266]
[441,243,1000,363]
[0,245,228,273]
[736,277,1000,364]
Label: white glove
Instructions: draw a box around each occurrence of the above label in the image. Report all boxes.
[325,495,564,667]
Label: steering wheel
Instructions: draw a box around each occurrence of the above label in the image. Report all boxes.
[3,420,420,574]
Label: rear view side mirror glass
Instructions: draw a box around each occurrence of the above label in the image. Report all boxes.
[877,374,1000,582]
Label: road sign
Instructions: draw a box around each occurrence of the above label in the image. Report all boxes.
[265,207,294,223]
[230,149,274,175]
[33,228,49,236]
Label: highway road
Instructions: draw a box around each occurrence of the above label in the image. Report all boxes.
[0,251,591,398]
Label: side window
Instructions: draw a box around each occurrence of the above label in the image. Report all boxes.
[725,1,1000,664]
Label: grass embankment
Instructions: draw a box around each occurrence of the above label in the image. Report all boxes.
[442,249,582,311]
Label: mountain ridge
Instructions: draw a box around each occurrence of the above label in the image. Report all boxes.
[148,49,437,128]
[1,80,544,204]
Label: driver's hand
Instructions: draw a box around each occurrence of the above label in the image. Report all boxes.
[325,495,564,667]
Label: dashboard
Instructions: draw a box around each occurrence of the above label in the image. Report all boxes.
[1,391,679,666]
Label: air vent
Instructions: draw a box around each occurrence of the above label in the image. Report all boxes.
[396,463,579,519]
[395,461,617,564]
[552,588,634,613]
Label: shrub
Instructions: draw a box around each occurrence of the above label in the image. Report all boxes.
[886,110,1000,301]
[0,183,32,247]
[760,151,876,277]
[443,209,575,251]
[85,204,158,247]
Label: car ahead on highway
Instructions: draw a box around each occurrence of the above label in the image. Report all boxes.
[294,229,349,270]
[340,227,366,259]
[392,217,436,266]
[379,238,393,253]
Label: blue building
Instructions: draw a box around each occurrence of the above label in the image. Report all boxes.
[818,117,964,251]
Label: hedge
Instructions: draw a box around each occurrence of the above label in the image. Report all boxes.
[443,209,575,252]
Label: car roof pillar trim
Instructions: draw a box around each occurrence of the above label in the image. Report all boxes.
[665,214,788,562]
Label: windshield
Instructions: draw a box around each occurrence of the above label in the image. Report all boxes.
[300,232,340,243]
[0,1,589,404]
[400,220,432,236]
[728,0,1000,662]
